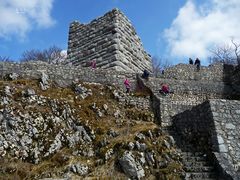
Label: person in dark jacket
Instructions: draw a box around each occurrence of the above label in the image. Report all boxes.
[194,58,201,71]
[189,58,193,64]
[142,69,150,80]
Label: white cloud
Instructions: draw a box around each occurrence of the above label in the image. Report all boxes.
[0,0,55,39]
[163,0,240,63]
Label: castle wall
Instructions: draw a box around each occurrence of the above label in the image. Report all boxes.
[67,8,152,73]
[232,65,240,85]
[140,76,236,126]
[0,62,137,91]
[172,100,240,179]
[162,63,232,82]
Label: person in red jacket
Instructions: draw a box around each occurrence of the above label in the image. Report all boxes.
[159,83,173,95]
[90,60,96,69]
[124,78,130,93]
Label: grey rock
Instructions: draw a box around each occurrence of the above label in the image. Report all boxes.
[219,144,228,153]
[168,135,175,146]
[114,110,121,118]
[45,133,62,157]
[103,104,108,111]
[107,129,119,138]
[135,133,145,140]
[69,163,89,176]
[145,151,155,166]
[119,151,145,179]
[217,135,224,144]
[135,141,147,152]
[163,139,171,149]
[40,72,49,90]
[226,123,236,130]
[128,142,135,150]
[97,109,103,117]
[138,152,146,165]
[105,148,114,161]
[75,84,92,99]
[76,126,92,142]
[4,86,12,96]
[8,73,19,80]
[25,88,36,96]
[1,97,10,105]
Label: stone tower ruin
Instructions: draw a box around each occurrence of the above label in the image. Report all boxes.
[67,8,152,73]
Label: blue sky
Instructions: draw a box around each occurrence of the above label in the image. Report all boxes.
[1,0,240,65]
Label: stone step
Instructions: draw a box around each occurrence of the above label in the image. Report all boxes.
[185,172,217,179]
[181,155,208,161]
[181,152,206,156]
[183,161,209,168]
[184,166,214,172]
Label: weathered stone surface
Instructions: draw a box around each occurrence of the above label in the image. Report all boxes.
[69,163,89,176]
[119,151,145,179]
[8,72,19,80]
[172,99,240,180]
[40,72,50,90]
[66,8,152,73]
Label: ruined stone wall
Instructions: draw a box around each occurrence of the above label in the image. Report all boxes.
[0,62,137,91]
[162,63,232,82]
[140,76,236,126]
[172,100,240,179]
[67,8,152,73]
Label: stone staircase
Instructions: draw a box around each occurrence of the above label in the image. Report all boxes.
[182,152,217,180]
[164,127,219,180]
[139,77,221,179]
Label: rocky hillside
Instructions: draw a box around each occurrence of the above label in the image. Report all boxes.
[0,73,183,179]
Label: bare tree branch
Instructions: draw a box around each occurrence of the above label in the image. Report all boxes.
[231,39,240,65]
[209,39,240,65]
[0,56,13,62]
[20,45,62,63]
[152,56,172,77]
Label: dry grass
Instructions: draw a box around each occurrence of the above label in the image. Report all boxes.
[0,79,183,179]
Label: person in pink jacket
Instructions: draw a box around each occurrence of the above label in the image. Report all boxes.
[124,78,130,93]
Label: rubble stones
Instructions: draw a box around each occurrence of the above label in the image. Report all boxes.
[74,84,92,99]
[0,92,93,164]
[69,163,89,176]
[4,86,12,96]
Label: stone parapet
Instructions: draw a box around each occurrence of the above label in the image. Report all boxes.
[162,63,234,82]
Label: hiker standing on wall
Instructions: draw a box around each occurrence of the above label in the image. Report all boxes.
[194,58,201,71]
[189,58,193,64]
[124,78,130,93]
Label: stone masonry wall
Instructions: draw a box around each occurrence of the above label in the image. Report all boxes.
[232,66,240,85]
[162,63,233,82]
[67,8,152,73]
[210,100,240,179]
[172,101,214,151]
[172,100,240,179]
[0,62,137,91]
[0,62,153,115]
[140,76,237,126]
